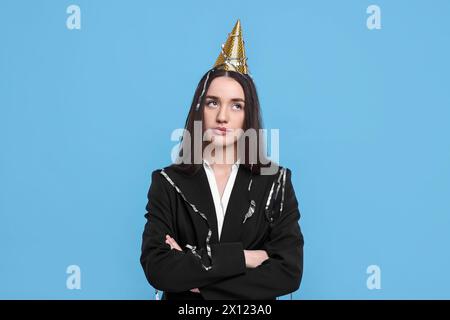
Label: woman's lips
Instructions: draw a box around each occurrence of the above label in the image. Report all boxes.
[213,127,231,136]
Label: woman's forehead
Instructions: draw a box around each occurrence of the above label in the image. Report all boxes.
[207,76,244,99]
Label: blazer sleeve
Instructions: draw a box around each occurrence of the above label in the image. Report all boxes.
[140,170,246,293]
[199,168,304,300]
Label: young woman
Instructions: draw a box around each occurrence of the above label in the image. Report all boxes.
[140,20,304,300]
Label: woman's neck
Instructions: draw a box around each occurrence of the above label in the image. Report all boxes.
[204,144,239,167]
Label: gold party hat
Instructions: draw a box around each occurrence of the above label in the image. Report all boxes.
[213,19,249,74]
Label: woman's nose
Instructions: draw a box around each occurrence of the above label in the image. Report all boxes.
[216,106,229,123]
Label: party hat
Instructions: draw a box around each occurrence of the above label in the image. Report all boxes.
[213,19,249,74]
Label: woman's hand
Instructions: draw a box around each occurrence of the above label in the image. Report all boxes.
[244,250,269,268]
[165,235,182,251]
[165,235,201,294]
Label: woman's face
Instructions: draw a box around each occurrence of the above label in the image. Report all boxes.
[203,76,245,149]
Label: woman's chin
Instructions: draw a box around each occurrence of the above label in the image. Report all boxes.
[210,136,236,147]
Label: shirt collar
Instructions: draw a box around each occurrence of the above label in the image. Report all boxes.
[203,158,241,169]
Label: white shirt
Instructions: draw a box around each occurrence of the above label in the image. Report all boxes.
[203,158,240,241]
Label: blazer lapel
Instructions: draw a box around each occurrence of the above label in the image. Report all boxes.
[219,165,252,243]
[163,164,252,244]
[164,166,220,243]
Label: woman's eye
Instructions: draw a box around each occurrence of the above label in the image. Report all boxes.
[232,104,243,110]
[206,100,218,108]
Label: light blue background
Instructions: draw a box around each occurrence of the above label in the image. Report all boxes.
[1,0,449,299]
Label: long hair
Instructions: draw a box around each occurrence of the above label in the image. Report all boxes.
[171,68,273,176]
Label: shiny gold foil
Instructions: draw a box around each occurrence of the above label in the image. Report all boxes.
[213,19,249,74]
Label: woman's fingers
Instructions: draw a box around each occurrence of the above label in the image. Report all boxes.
[244,249,270,268]
[165,235,182,251]
[165,235,175,248]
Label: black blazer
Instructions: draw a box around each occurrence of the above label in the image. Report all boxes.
[140,163,304,300]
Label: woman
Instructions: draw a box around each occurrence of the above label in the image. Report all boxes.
[140,20,304,300]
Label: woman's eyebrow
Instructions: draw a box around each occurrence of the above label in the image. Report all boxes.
[205,95,245,103]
